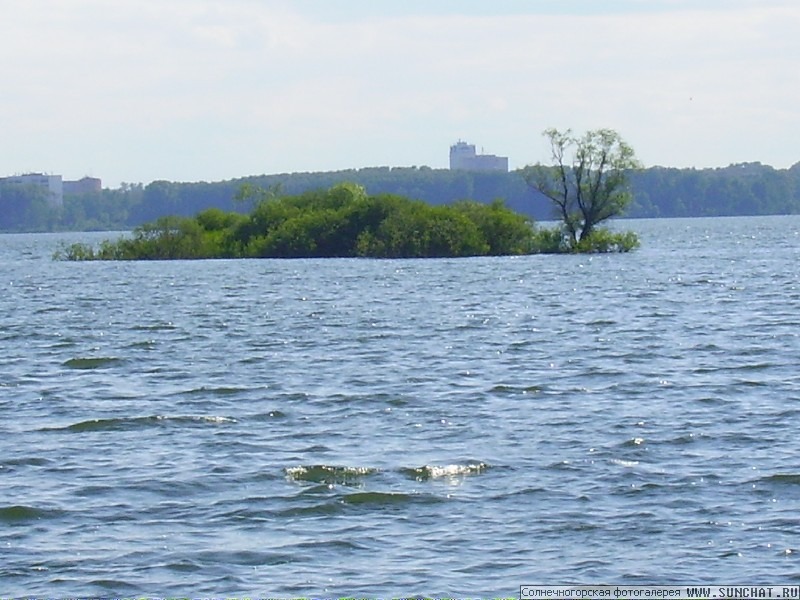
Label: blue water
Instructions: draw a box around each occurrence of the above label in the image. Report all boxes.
[2,217,800,597]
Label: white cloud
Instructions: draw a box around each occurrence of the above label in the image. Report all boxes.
[1,0,798,185]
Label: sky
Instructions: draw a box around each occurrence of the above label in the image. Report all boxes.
[1,0,798,188]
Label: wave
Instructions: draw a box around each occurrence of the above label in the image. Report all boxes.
[62,356,123,370]
[342,491,442,506]
[253,410,287,420]
[177,385,252,397]
[754,473,800,485]
[88,578,138,592]
[276,502,344,518]
[490,384,544,395]
[48,414,236,433]
[126,340,156,349]
[0,504,63,523]
[610,458,640,468]
[284,465,378,486]
[130,322,177,331]
[285,462,491,485]
[2,456,52,468]
[401,462,489,481]
[620,437,646,448]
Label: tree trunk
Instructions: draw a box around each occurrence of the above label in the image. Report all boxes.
[580,221,594,242]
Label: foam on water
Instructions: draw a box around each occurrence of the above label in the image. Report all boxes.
[402,463,490,480]
[285,465,379,485]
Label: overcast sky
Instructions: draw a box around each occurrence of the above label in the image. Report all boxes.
[2,0,798,187]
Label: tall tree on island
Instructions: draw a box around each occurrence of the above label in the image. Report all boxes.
[523,128,641,250]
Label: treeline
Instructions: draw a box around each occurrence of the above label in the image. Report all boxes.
[4,161,800,232]
[628,163,800,217]
[58,183,546,260]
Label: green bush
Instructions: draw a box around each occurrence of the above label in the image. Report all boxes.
[454,199,535,255]
[575,229,640,253]
[54,242,97,261]
[530,226,639,254]
[530,226,568,254]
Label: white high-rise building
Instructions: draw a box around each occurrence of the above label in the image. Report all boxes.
[449,141,508,172]
[0,173,63,206]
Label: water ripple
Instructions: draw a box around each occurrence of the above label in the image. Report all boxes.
[4,221,800,595]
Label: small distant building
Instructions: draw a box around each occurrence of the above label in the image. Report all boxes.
[449,141,508,172]
[0,174,103,207]
[63,176,102,196]
[0,173,63,206]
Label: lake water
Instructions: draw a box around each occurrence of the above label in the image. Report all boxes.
[2,216,800,597]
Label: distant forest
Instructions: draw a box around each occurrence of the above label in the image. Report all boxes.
[2,161,800,232]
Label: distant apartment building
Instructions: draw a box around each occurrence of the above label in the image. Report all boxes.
[0,173,63,206]
[449,141,508,172]
[63,176,102,196]
[0,174,102,207]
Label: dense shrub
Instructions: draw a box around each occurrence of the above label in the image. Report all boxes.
[529,226,640,254]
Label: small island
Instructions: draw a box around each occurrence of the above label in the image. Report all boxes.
[56,181,638,261]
